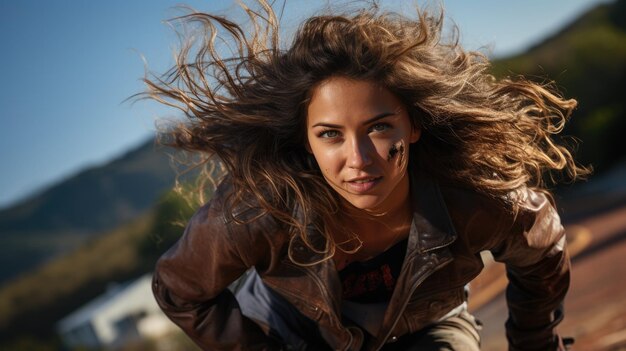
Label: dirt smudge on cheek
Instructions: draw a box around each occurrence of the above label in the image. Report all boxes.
[387,140,406,169]
[387,144,399,161]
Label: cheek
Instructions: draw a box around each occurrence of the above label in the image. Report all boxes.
[386,140,407,170]
[309,146,340,174]
[372,138,401,164]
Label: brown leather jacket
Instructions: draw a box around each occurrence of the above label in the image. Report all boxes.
[152,169,570,351]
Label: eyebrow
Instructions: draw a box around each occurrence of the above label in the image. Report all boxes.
[311,112,396,128]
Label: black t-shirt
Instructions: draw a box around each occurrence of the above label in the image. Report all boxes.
[338,239,408,303]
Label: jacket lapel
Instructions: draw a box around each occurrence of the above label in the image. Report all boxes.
[370,168,458,350]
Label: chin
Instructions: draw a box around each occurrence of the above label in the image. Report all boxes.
[343,195,385,212]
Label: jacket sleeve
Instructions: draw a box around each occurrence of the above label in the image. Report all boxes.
[490,188,570,351]
[152,182,285,350]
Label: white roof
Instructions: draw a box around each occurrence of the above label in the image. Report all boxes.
[56,273,153,333]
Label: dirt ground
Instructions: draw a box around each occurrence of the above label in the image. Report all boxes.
[469,204,626,351]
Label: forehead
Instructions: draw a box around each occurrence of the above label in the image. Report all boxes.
[307,77,405,124]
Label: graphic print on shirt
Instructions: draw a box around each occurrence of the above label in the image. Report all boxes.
[339,239,407,303]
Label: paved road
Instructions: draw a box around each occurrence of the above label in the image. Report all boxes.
[470,204,626,351]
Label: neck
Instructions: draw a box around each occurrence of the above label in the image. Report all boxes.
[338,173,413,252]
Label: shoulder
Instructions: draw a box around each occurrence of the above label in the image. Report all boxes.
[184,176,290,270]
[437,181,512,234]
[437,181,563,252]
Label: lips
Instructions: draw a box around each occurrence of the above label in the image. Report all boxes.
[345,176,382,193]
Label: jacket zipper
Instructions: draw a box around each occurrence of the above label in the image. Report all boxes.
[374,254,453,350]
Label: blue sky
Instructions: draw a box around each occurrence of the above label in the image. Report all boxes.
[0,0,611,209]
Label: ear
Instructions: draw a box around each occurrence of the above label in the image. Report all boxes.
[409,126,422,144]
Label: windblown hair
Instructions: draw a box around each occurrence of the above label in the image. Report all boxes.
[142,0,588,264]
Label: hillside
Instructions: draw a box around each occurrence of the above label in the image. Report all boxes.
[490,0,626,172]
[0,139,178,285]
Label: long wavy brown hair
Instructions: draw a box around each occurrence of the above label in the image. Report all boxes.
[141,0,589,264]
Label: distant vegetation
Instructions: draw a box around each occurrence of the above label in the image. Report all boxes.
[490,0,626,173]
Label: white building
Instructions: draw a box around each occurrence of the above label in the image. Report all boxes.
[56,273,176,350]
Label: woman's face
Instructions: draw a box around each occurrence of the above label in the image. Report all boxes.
[306,77,421,213]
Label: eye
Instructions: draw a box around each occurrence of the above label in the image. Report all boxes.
[369,123,391,133]
[318,129,341,139]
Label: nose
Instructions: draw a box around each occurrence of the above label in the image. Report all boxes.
[346,136,373,169]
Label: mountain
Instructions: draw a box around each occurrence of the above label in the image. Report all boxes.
[0,139,178,285]
[490,0,626,172]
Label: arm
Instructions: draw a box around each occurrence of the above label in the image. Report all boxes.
[490,188,570,351]
[152,183,285,350]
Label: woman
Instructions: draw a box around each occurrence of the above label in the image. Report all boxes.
[146,1,587,350]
